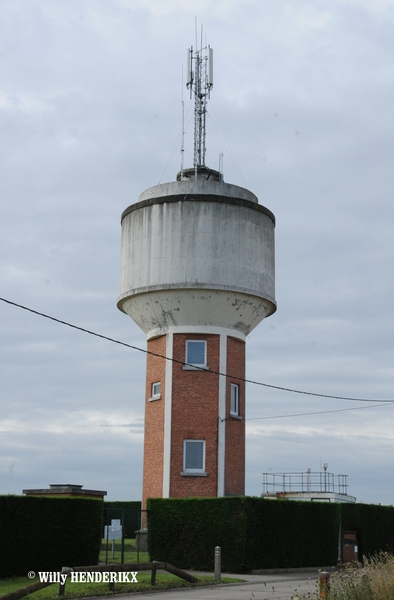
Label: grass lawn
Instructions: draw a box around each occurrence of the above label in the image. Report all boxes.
[0,573,244,598]
[99,538,149,564]
[0,540,244,599]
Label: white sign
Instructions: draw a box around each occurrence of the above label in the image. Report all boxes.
[104,519,122,540]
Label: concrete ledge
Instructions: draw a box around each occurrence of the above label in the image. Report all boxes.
[121,194,275,224]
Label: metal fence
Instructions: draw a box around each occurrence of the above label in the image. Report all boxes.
[262,471,349,495]
[102,508,149,564]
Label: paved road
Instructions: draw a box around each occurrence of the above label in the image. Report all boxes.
[103,572,319,599]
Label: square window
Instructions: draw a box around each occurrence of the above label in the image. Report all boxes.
[183,440,205,472]
[151,382,161,399]
[185,340,207,368]
[230,383,239,415]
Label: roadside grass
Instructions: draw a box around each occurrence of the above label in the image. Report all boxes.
[293,552,394,600]
[0,540,244,599]
[0,573,244,599]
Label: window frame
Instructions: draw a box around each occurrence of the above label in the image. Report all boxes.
[230,383,240,416]
[182,439,206,474]
[149,381,161,401]
[184,339,207,370]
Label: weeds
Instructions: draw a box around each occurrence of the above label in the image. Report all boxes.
[293,552,394,600]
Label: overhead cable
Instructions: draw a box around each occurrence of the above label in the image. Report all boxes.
[1,296,393,405]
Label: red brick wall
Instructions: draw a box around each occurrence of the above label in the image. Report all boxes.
[142,332,246,506]
[170,333,220,498]
[142,335,166,509]
[225,336,245,495]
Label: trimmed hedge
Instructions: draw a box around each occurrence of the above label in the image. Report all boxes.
[245,497,340,569]
[341,502,394,558]
[147,496,394,572]
[147,497,248,572]
[103,501,141,538]
[0,496,102,577]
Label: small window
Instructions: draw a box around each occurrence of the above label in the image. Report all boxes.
[183,440,206,473]
[185,340,207,368]
[230,383,239,416]
[150,381,161,400]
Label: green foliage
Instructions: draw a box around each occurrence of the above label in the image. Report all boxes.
[0,573,244,599]
[147,497,248,572]
[147,498,394,573]
[341,503,394,559]
[103,500,141,538]
[147,496,340,572]
[245,497,341,569]
[0,496,102,577]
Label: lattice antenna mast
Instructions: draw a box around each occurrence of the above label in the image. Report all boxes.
[186,42,213,177]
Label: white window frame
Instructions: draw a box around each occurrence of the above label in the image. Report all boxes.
[230,383,239,416]
[182,439,206,474]
[184,340,207,369]
[149,381,161,401]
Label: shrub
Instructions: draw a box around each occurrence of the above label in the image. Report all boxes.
[0,495,102,577]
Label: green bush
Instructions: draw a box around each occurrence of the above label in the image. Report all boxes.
[147,497,248,572]
[147,497,394,573]
[147,496,340,572]
[0,496,102,577]
[341,503,394,559]
[245,497,340,569]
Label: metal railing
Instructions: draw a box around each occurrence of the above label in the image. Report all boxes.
[262,471,349,495]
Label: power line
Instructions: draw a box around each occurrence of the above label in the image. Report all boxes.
[245,402,394,421]
[74,401,394,427]
[1,295,393,405]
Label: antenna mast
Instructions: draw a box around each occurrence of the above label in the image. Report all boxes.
[186,41,213,178]
[180,66,185,179]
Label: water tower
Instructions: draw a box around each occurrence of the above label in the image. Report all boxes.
[117,43,276,507]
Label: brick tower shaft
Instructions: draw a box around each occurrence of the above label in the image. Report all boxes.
[142,331,245,506]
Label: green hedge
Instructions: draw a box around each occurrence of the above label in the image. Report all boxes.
[245,497,340,569]
[147,497,394,572]
[0,496,102,577]
[147,497,248,572]
[103,501,141,538]
[341,503,394,558]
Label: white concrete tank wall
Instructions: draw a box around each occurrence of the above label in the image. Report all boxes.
[118,179,276,337]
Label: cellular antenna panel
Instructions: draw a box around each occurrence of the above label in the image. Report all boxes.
[186,42,213,175]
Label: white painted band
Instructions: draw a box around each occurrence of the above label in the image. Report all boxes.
[147,325,245,342]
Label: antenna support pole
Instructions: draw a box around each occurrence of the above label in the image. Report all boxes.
[186,43,213,177]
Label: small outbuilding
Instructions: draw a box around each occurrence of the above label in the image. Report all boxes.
[22,483,107,500]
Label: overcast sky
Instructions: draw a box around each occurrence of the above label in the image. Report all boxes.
[1,0,394,505]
